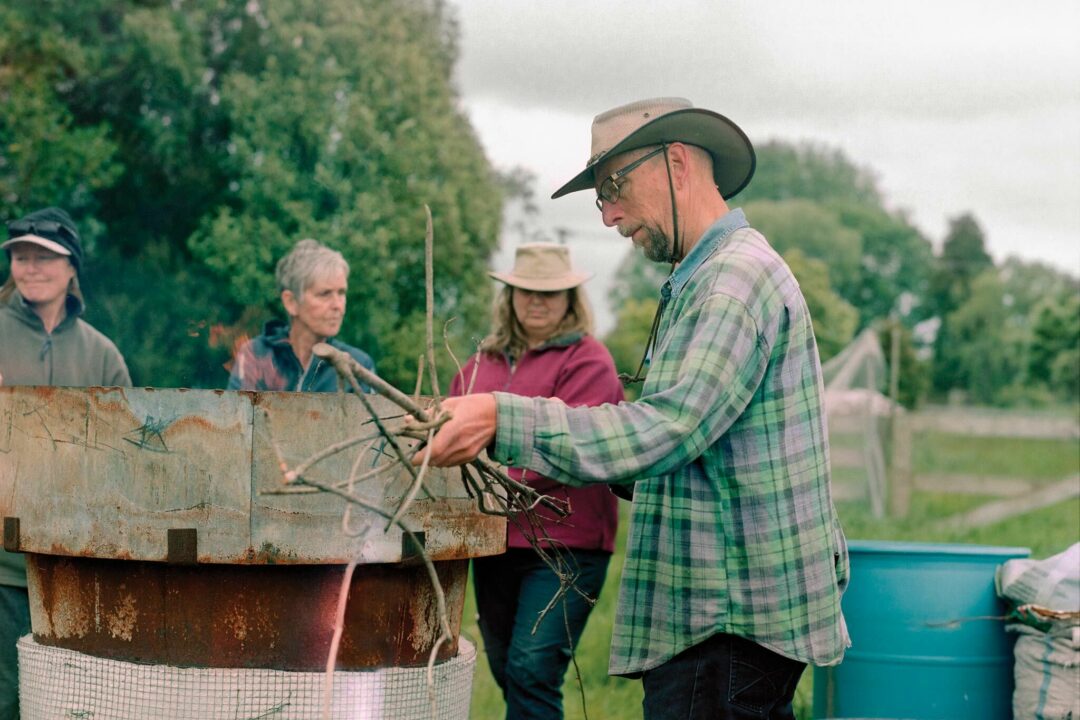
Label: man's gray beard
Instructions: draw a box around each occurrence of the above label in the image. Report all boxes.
[642,226,673,264]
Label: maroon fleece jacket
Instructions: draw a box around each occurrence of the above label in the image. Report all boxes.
[450,333,624,552]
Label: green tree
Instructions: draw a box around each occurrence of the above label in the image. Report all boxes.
[930,213,996,396]
[0,5,122,224]
[831,202,933,325]
[929,213,994,317]
[743,199,863,304]
[739,141,882,208]
[939,269,1024,404]
[0,0,501,390]
[737,141,933,332]
[1028,292,1080,400]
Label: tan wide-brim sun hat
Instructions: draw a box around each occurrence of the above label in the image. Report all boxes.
[489,243,592,292]
[551,97,755,201]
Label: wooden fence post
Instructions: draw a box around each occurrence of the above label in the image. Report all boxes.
[889,411,912,519]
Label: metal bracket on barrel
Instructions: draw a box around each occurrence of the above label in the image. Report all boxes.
[3,517,20,553]
[167,528,198,565]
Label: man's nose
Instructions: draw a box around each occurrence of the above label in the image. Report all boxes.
[600,200,621,228]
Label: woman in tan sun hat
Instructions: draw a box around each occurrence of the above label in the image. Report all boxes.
[450,242,623,719]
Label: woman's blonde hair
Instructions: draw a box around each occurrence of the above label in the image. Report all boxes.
[479,284,594,359]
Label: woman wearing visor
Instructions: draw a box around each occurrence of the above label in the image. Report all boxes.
[0,206,131,717]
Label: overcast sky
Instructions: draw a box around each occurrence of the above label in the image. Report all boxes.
[447,0,1079,331]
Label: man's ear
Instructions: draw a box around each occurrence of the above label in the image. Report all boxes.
[666,142,693,190]
[281,289,299,317]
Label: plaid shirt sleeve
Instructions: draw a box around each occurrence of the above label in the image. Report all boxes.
[491,226,849,676]
[493,290,764,486]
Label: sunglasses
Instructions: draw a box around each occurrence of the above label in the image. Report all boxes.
[7,218,77,242]
[594,145,667,211]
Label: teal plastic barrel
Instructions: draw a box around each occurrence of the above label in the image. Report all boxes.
[813,540,1030,719]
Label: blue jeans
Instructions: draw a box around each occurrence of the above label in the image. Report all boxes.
[641,632,805,720]
[473,548,610,720]
[0,585,30,720]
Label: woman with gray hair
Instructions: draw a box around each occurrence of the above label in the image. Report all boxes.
[228,238,375,391]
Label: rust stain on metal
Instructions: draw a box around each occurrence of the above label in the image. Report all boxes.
[105,591,138,641]
[167,414,243,434]
[25,386,60,401]
[27,554,467,670]
[86,388,132,414]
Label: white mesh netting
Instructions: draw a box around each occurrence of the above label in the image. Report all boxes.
[18,635,475,720]
[821,328,897,517]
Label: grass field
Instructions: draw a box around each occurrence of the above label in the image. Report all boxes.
[462,421,1079,719]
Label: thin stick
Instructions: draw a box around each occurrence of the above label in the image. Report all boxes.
[313,342,432,423]
[424,204,442,401]
[321,558,359,720]
[442,319,460,375]
[414,354,426,400]
[285,429,382,483]
[465,345,482,395]
[388,427,435,528]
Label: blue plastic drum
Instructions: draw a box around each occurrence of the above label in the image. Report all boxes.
[813,540,1030,719]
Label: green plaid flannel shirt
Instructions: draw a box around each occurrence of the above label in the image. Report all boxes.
[492,209,850,676]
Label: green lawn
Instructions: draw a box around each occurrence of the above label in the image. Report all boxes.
[463,426,1080,719]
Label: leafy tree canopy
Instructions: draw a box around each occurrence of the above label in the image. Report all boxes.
[937,269,1025,404]
[0,0,500,390]
[740,142,934,329]
[928,212,994,317]
[739,141,883,208]
[742,198,862,304]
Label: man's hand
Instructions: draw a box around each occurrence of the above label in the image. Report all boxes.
[411,394,497,467]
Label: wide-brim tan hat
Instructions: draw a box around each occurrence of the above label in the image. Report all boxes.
[488,243,592,292]
[551,97,755,201]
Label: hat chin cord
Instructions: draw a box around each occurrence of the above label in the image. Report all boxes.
[617,143,680,387]
[662,143,680,266]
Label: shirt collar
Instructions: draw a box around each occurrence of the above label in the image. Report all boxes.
[663,208,748,302]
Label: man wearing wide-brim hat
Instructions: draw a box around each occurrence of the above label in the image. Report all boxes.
[415,98,850,719]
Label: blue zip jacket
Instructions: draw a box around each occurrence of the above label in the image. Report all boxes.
[227,319,375,392]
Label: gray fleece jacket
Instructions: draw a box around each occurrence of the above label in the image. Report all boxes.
[0,289,131,586]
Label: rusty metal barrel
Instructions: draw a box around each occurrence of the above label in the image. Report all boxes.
[0,385,504,718]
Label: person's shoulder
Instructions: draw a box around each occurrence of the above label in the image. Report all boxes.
[573,333,613,358]
[710,226,782,269]
[699,227,793,293]
[563,334,619,373]
[69,317,123,354]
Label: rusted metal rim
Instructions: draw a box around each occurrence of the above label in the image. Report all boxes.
[27,554,467,671]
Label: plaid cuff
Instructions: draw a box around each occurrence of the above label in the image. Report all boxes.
[491,392,535,468]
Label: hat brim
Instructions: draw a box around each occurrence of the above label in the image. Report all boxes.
[1,234,72,257]
[551,108,756,201]
[488,270,593,292]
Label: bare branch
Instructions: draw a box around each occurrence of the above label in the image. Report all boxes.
[313,342,431,423]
